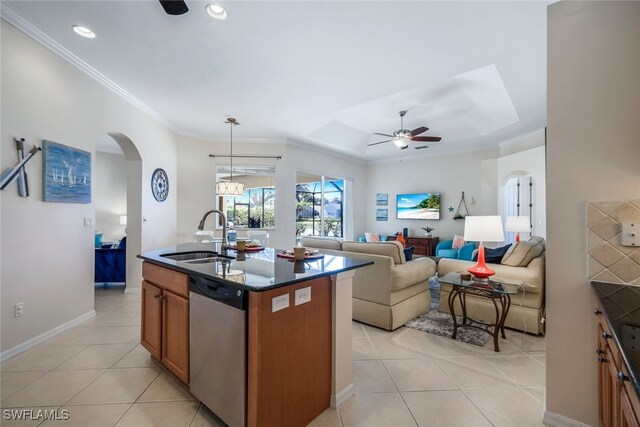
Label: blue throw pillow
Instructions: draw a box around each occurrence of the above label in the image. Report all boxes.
[404,246,415,261]
[472,244,512,263]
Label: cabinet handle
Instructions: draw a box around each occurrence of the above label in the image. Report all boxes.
[618,371,629,383]
[599,355,608,363]
[594,308,602,316]
[154,294,166,300]
[596,349,605,355]
[602,331,612,340]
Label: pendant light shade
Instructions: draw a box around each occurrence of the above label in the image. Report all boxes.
[216,181,245,196]
[216,117,245,197]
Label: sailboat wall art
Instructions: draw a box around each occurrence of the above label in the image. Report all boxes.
[43,140,91,203]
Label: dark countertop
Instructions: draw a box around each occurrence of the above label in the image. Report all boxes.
[138,243,373,292]
[592,281,640,397]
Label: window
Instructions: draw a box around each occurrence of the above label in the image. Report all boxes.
[296,174,344,238]
[216,165,275,229]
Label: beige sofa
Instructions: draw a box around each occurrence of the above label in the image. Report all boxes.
[301,237,437,330]
[437,252,545,335]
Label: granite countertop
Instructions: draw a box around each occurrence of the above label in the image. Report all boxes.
[592,281,640,397]
[138,243,373,292]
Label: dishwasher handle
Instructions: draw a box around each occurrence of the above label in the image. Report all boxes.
[189,275,248,310]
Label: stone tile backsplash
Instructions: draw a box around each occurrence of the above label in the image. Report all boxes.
[587,200,640,285]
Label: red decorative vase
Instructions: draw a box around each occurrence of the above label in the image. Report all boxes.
[467,245,495,279]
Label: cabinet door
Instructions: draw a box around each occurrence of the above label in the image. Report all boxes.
[162,291,190,384]
[605,347,620,427]
[141,281,163,360]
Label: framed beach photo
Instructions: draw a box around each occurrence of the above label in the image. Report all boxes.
[43,140,91,203]
[376,208,388,221]
[376,193,388,206]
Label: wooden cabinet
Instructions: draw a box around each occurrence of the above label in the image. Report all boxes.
[407,236,439,256]
[594,303,640,427]
[141,262,190,384]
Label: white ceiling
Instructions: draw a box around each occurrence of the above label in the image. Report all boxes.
[3,1,549,161]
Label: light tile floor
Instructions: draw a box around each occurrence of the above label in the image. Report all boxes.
[1,289,546,426]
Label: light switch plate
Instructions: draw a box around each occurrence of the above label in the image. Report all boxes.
[622,223,639,247]
[295,287,311,306]
[84,217,93,228]
[272,294,289,313]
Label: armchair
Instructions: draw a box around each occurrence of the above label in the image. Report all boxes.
[435,239,475,261]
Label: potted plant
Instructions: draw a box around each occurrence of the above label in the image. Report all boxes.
[421,226,435,237]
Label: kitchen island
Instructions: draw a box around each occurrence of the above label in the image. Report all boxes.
[138,243,372,427]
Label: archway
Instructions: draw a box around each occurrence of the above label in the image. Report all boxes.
[95,132,142,293]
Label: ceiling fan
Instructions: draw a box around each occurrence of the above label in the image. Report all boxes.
[368,110,442,150]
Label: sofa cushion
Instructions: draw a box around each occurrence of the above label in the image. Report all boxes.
[342,241,406,265]
[501,236,545,267]
[438,249,459,259]
[300,236,342,251]
[390,257,436,291]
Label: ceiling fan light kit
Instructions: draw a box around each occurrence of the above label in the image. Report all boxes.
[368,110,442,150]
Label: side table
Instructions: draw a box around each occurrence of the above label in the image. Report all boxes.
[437,273,523,351]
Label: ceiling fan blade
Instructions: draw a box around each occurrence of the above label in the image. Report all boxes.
[414,146,429,150]
[159,0,189,15]
[411,136,442,142]
[373,132,394,137]
[410,126,429,136]
[367,140,391,147]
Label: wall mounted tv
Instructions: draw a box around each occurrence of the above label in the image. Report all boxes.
[396,193,441,220]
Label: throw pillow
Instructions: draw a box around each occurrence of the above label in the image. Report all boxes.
[472,244,512,263]
[95,233,104,249]
[396,233,406,247]
[452,234,465,250]
[501,237,545,267]
[364,232,380,243]
[403,245,415,261]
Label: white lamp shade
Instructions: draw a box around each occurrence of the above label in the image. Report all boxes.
[119,215,127,226]
[505,216,531,233]
[463,216,505,243]
[216,181,245,196]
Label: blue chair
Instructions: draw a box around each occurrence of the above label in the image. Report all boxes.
[357,235,388,243]
[436,240,475,261]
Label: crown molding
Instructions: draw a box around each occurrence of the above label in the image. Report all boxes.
[285,138,366,165]
[498,127,546,148]
[0,4,185,135]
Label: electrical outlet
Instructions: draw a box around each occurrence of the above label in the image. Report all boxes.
[15,302,24,318]
[295,287,311,306]
[84,217,93,228]
[271,294,289,313]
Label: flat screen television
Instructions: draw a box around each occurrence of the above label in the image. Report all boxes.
[396,193,441,220]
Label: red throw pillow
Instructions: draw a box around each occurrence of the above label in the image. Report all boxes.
[396,233,406,247]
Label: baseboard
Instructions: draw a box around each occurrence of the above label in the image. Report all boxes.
[543,411,592,427]
[124,288,141,294]
[331,383,354,408]
[0,310,96,362]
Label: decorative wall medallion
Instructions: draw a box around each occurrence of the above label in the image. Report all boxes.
[151,168,169,202]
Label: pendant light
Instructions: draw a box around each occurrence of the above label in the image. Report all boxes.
[216,117,245,196]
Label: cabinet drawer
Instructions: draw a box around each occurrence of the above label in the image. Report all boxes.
[143,262,189,298]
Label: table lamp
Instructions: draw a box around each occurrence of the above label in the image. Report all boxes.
[463,216,505,282]
[505,216,530,242]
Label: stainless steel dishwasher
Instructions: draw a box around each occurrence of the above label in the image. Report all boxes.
[189,275,247,427]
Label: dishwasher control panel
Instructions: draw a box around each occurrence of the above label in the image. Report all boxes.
[189,275,247,310]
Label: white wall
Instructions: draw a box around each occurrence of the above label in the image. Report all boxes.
[365,150,498,240]
[176,136,367,250]
[95,152,127,242]
[546,2,640,425]
[497,144,546,238]
[0,22,178,352]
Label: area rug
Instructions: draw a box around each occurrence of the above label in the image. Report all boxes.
[405,310,489,347]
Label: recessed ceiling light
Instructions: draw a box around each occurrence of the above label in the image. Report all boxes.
[206,4,227,20]
[72,25,96,39]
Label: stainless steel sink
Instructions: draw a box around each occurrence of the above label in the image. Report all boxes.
[160,251,234,263]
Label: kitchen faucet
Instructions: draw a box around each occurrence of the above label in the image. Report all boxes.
[197,209,228,250]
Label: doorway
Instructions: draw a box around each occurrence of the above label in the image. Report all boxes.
[93,133,142,302]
